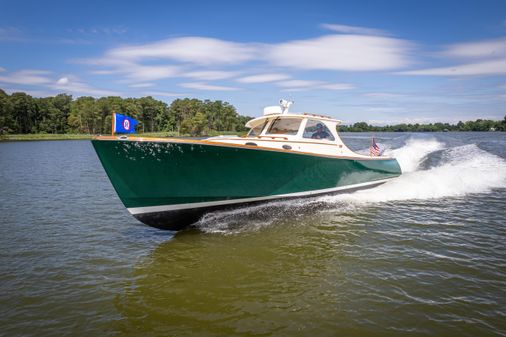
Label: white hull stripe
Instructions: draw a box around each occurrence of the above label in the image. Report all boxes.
[127,178,393,215]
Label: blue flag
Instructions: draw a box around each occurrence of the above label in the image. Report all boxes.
[113,113,138,134]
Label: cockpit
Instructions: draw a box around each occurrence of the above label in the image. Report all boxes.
[247,115,337,142]
[206,101,354,158]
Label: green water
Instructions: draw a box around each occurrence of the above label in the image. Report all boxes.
[1,133,505,336]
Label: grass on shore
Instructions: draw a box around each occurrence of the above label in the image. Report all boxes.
[0,130,245,141]
[0,133,94,141]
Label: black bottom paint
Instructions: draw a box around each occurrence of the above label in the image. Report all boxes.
[133,181,387,231]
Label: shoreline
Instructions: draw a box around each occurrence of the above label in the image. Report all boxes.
[0,134,93,142]
[0,130,502,142]
[0,131,244,142]
[1,130,503,142]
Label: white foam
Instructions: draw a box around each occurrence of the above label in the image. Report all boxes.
[196,203,275,233]
[196,138,506,233]
[322,142,506,203]
[387,137,444,173]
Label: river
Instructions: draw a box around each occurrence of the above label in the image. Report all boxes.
[0,132,505,336]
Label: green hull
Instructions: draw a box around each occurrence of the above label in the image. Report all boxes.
[92,139,401,230]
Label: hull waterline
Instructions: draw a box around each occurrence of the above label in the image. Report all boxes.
[131,179,390,230]
[92,138,401,230]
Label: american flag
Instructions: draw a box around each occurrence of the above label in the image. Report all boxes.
[370,137,381,156]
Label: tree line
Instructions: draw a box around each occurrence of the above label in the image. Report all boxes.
[0,89,252,136]
[339,118,506,132]
[1,89,504,135]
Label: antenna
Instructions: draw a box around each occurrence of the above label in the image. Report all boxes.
[279,99,293,114]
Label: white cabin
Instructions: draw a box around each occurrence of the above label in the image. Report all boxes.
[206,101,373,159]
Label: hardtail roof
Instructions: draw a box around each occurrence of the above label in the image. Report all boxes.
[245,113,342,128]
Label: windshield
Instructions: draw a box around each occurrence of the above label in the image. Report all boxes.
[303,119,335,141]
[266,118,302,136]
[248,120,267,136]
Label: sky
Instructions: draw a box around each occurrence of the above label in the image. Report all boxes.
[1,0,505,124]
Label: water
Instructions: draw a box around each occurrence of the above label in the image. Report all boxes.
[0,132,505,337]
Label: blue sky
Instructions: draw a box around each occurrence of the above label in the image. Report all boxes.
[1,0,505,124]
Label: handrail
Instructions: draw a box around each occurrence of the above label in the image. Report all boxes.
[257,135,288,140]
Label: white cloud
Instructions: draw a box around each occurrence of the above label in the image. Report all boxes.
[280,88,308,92]
[107,37,257,65]
[56,38,93,45]
[275,79,354,91]
[276,80,322,88]
[69,26,128,35]
[267,35,413,71]
[0,26,24,42]
[0,67,5,72]
[399,59,506,76]
[365,92,405,98]
[89,60,238,83]
[401,37,506,76]
[81,56,181,82]
[85,33,414,87]
[237,73,290,83]
[320,23,388,36]
[182,70,239,80]
[129,82,155,88]
[0,70,52,85]
[51,76,120,96]
[123,65,180,81]
[179,82,241,91]
[0,70,119,97]
[91,70,119,75]
[319,83,355,90]
[442,37,506,59]
[77,57,134,68]
[56,77,69,85]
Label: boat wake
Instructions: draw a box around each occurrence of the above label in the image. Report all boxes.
[195,137,506,234]
[325,138,506,203]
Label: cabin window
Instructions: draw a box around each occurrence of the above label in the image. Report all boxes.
[248,120,268,136]
[266,118,302,135]
[303,119,335,141]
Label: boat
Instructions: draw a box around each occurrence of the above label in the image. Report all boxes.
[92,100,401,230]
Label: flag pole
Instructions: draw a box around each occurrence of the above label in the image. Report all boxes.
[370,133,373,156]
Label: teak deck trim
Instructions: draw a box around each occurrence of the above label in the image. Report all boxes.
[93,136,393,161]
